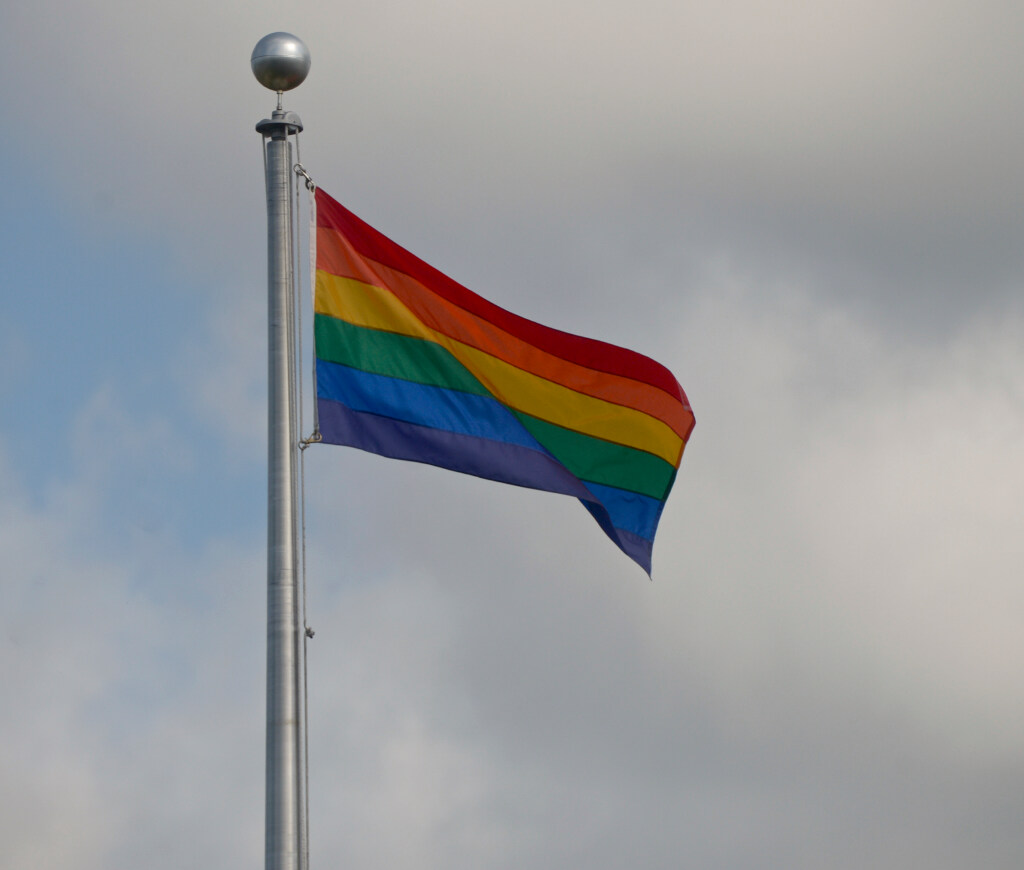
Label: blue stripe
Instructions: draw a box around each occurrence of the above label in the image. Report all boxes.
[317,359,542,451]
[582,482,664,542]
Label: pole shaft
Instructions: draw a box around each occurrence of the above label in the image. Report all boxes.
[262,115,305,870]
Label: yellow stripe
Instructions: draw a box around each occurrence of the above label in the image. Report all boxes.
[316,271,683,465]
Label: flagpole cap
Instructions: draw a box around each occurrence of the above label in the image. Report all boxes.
[251,32,311,92]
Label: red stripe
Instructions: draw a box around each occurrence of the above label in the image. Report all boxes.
[316,189,688,404]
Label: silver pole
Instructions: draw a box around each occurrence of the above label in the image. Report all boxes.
[253,33,311,870]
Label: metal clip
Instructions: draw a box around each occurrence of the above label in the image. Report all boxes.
[293,163,315,192]
[299,431,323,451]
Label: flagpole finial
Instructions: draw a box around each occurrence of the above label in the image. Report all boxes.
[252,32,311,94]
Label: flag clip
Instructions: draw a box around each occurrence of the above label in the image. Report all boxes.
[294,163,315,192]
[299,431,322,450]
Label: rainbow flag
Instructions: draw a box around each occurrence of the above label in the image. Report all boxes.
[313,188,694,573]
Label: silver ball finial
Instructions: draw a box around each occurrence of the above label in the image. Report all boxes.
[251,32,311,92]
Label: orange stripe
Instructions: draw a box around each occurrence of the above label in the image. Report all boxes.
[317,225,694,441]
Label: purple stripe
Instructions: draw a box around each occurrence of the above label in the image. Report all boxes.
[581,500,654,575]
[318,398,593,499]
[319,398,654,572]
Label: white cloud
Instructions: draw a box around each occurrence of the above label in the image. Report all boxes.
[0,391,264,870]
[650,277,1024,764]
[177,285,266,456]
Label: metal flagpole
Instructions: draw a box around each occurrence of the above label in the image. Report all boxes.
[252,33,312,870]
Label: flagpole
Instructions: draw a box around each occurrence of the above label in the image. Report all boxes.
[253,33,311,870]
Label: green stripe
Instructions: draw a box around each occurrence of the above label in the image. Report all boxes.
[315,313,675,499]
[315,314,488,396]
[510,410,675,500]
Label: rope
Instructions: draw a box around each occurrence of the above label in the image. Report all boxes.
[293,140,305,458]
[292,135,313,870]
[294,162,321,443]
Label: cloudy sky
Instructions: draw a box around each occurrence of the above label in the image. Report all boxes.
[3,1,1024,867]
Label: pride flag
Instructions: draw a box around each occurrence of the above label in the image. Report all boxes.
[313,188,694,573]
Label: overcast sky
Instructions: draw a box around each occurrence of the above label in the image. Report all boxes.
[3,2,1024,868]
